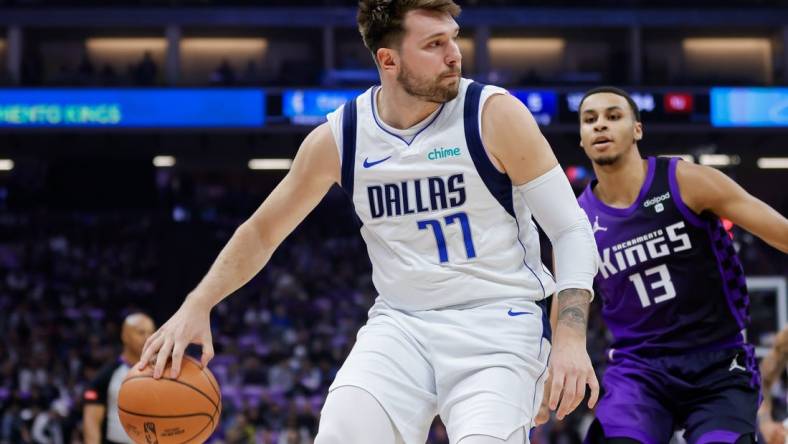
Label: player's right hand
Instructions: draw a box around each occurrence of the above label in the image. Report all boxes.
[760,419,787,444]
[547,324,600,421]
[137,298,214,379]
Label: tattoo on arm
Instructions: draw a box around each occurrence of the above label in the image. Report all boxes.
[557,288,591,333]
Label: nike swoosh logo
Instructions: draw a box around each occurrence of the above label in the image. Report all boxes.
[363,156,392,168]
[507,309,533,317]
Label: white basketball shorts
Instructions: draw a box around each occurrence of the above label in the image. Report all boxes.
[326,297,551,444]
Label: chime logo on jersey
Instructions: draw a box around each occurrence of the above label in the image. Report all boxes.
[367,173,466,219]
[427,146,462,161]
[599,221,692,278]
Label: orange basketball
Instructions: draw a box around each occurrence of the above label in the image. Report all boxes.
[118,356,221,444]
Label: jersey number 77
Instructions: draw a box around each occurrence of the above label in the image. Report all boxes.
[417,211,477,263]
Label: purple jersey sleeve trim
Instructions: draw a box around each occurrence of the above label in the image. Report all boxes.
[707,223,748,333]
[582,157,657,217]
[668,157,705,228]
[695,430,741,444]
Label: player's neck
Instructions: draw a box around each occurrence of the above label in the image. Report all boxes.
[592,150,648,208]
[376,84,442,129]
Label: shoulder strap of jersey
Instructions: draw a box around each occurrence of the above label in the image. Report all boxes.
[649,156,671,194]
[340,97,358,195]
[463,81,515,218]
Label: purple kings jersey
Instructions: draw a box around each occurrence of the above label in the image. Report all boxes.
[578,157,750,356]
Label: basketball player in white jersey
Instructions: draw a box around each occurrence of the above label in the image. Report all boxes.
[138,1,600,443]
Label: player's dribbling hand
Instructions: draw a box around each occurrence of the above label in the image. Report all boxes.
[137,298,214,379]
[547,325,599,420]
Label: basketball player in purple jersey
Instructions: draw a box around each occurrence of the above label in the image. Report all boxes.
[575,87,788,444]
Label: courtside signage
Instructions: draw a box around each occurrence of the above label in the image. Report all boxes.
[0,89,266,128]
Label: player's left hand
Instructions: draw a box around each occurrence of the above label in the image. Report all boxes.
[547,325,599,420]
[534,379,551,425]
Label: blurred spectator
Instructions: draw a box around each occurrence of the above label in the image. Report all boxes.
[241,60,259,85]
[77,55,95,85]
[210,59,236,86]
[31,399,67,444]
[98,65,119,86]
[135,51,157,86]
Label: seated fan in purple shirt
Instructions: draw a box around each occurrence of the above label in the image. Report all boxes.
[572,87,788,444]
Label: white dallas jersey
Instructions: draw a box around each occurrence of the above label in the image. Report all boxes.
[327,78,555,310]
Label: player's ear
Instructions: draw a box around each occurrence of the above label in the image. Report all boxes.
[376,47,398,74]
[633,121,643,141]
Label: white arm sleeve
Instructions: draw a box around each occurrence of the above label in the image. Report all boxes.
[514,165,599,299]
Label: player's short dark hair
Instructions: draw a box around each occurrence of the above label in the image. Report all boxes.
[357,0,461,60]
[579,86,641,122]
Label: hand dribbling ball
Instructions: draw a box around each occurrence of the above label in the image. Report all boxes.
[118,356,221,444]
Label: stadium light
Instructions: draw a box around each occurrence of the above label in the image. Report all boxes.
[86,38,167,52]
[683,38,771,54]
[181,38,268,52]
[248,159,293,170]
[757,157,788,169]
[699,154,740,167]
[153,156,176,168]
[0,159,14,171]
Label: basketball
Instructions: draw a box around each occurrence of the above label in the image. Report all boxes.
[118,356,221,444]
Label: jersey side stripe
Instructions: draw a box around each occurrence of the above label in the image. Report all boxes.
[341,98,358,195]
[463,81,515,218]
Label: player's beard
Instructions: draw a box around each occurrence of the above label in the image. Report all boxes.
[398,61,460,104]
[591,135,637,166]
[592,153,622,166]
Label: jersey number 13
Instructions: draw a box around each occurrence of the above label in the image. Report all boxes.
[628,264,676,308]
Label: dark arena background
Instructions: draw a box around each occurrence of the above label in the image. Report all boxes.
[1,1,787,443]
